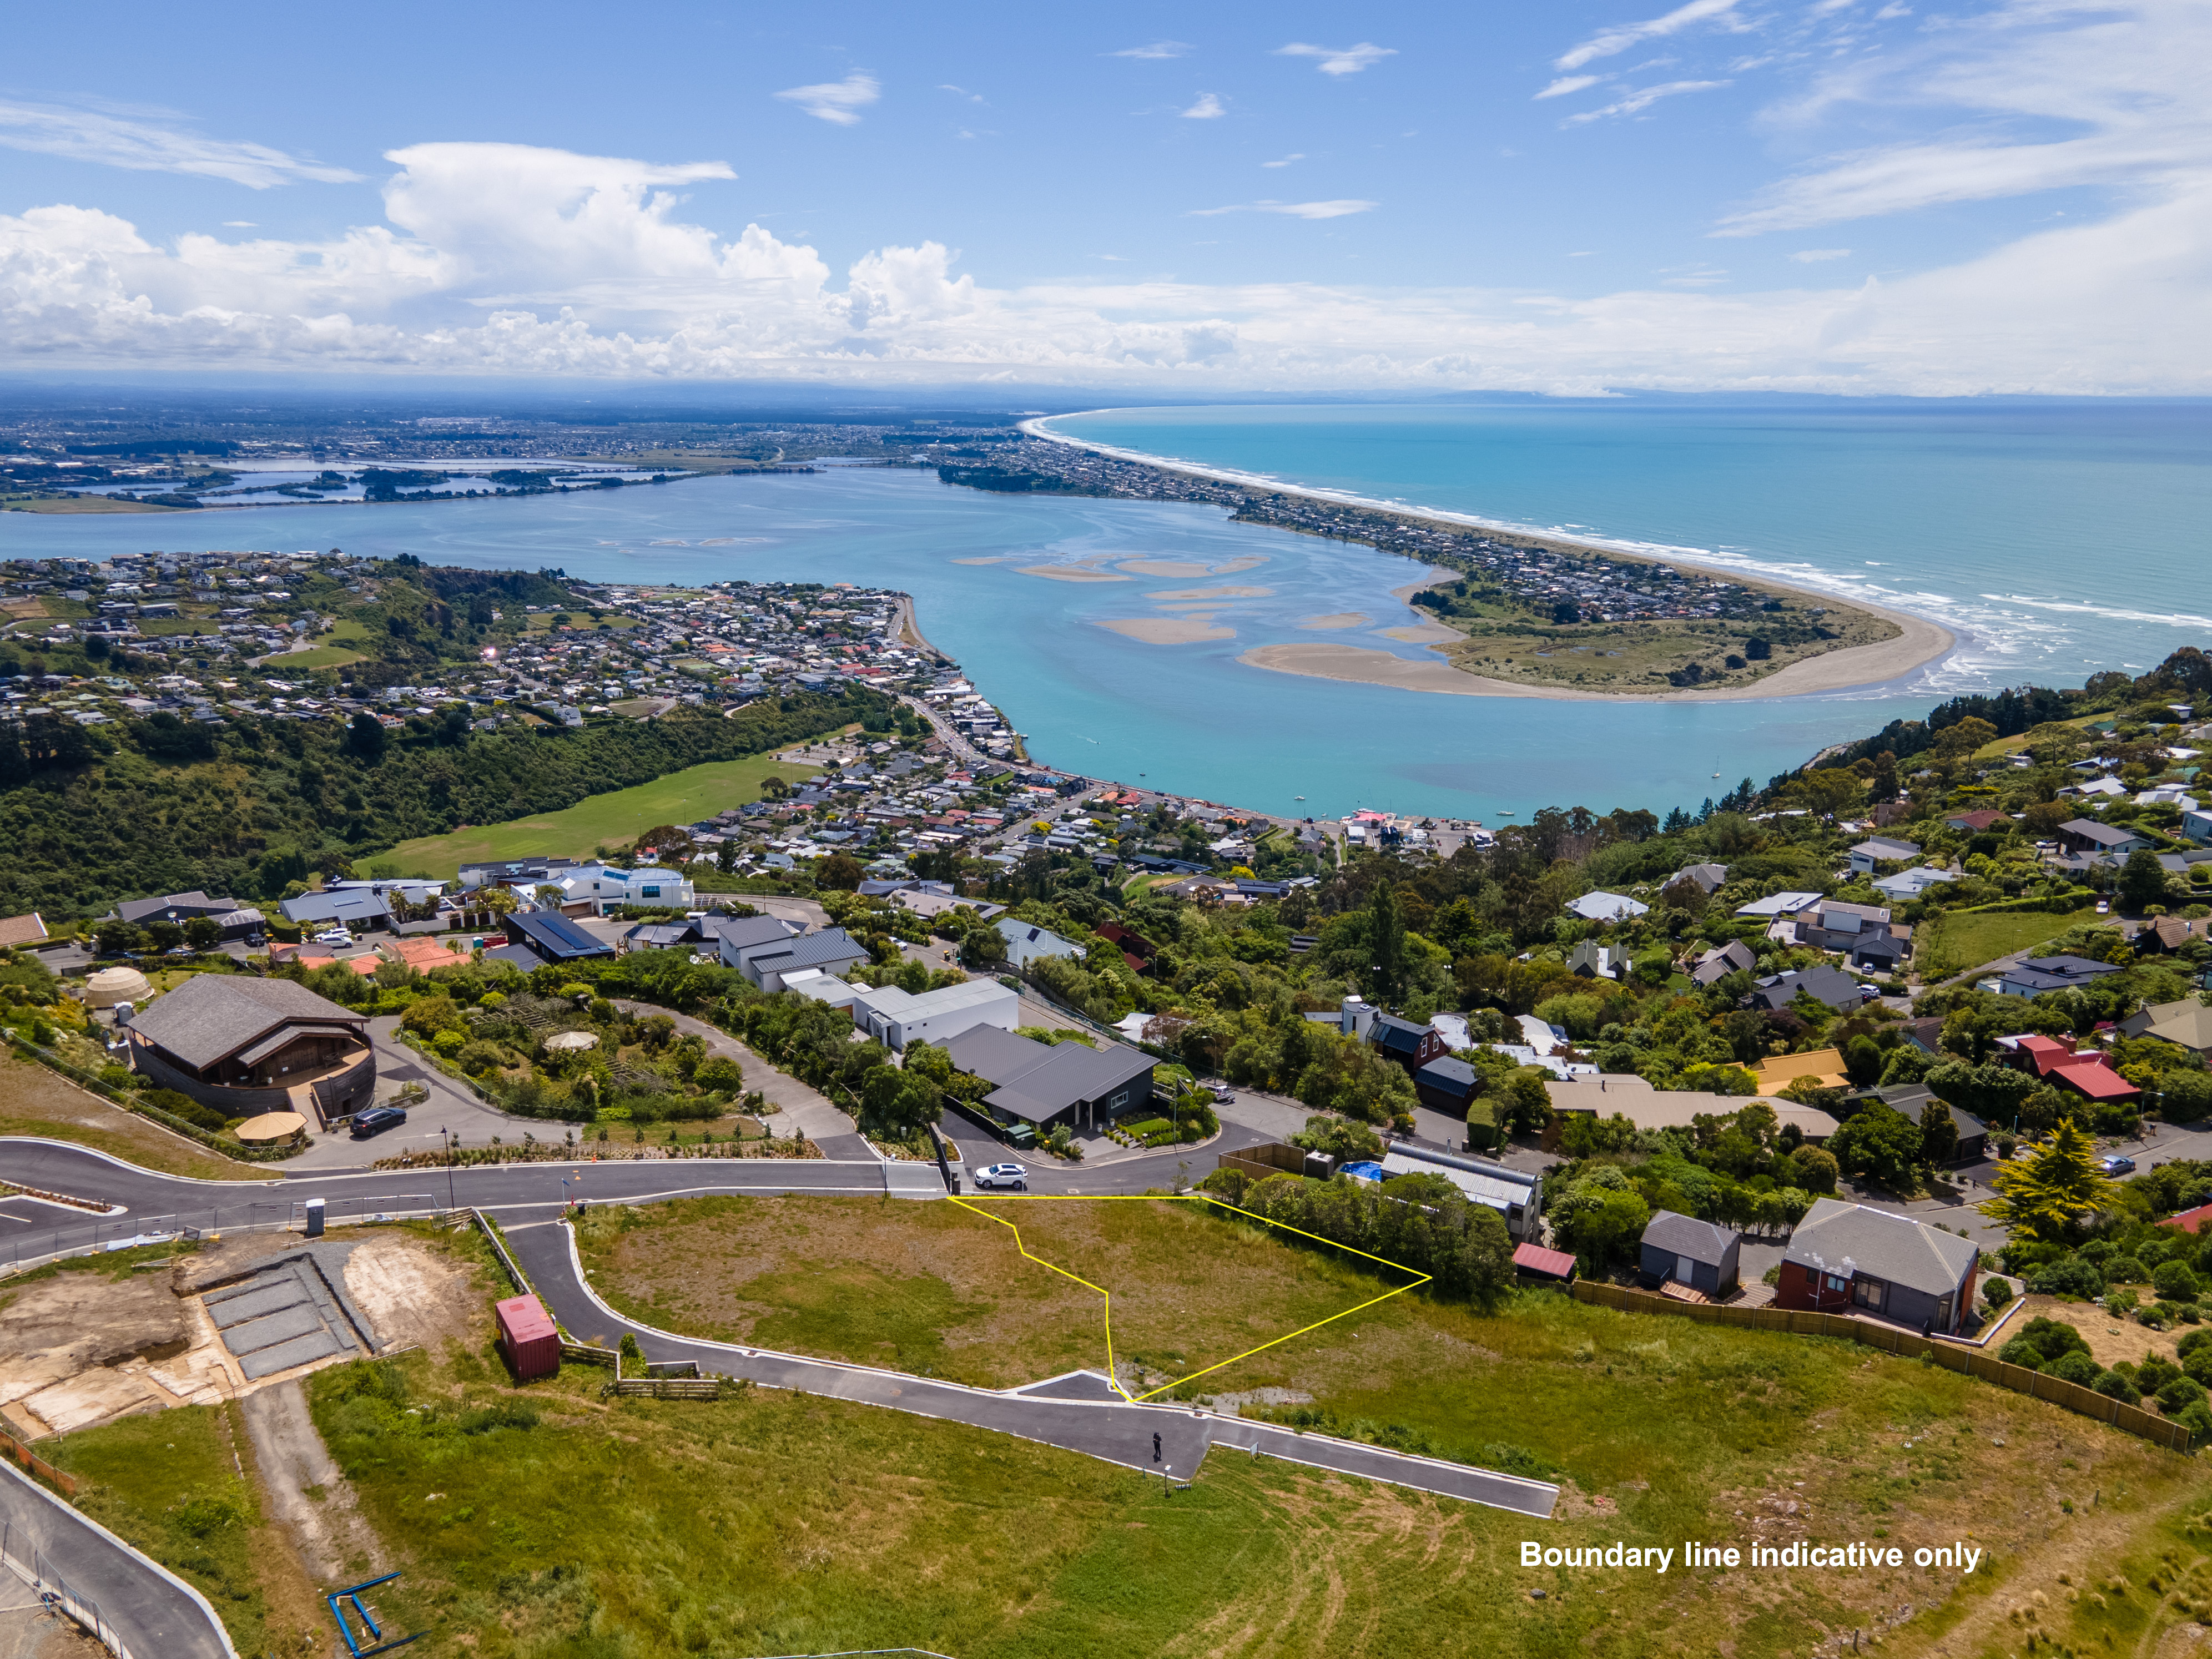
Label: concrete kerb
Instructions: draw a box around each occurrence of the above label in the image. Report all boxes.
[0,1458,239,1659]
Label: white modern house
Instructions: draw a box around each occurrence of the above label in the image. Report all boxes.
[788,974,1020,1051]
[538,864,695,914]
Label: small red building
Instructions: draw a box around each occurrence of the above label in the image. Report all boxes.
[495,1293,560,1380]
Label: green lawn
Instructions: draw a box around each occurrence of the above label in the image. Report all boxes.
[380,753,817,877]
[1918,903,2100,979]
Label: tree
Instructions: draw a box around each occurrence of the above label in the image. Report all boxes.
[694,1055,742,1095]
[1842,1034,1886,1087]
[346,710,386,762]
[1367,880,1406,1003]
[819,853,863,891]
[959,925,1006,970]
[1788,1144,1840,1194]
[1551,1169,1651,1269]
[860,1064,941,1137]
[2119,848,2170,915]
[1920,1097,1959,1167]
[1826,1100,1923,1191]
[94,919,140,957]
[1977,1118,2117,1243]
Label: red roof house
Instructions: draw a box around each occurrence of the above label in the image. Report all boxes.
[2159,1201,2212,1236]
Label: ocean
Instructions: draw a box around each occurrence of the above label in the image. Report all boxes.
[6,399,2205,824]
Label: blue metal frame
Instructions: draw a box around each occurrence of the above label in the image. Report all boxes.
[325,1571,424,1656]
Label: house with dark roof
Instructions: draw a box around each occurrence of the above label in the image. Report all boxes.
[1674,862,1730,895]
[1413,1056,1482,1117]
[2057,818,2151,856]
[1688,939,1757,987]
[727,926,869,992]
[940,1025,1156,1136]
[124,974,374,1125]
[1742,964,1865,1013]
[1994,955,2127,998]
[280,888,395,934]
[501,910,616,965]
[1638,1211,1741,1299]
[1775,1198,1981,1334]
[117,890,265,941]
[1862,1085,1988,1164]
[1367,1012,1449,1074]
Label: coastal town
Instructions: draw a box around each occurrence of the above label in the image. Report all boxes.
[5,542,2212,1659]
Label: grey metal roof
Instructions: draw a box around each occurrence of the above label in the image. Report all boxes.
[117,890,238,926]
[1783,1198,1979,1297]
[1641,1209,1737,1266]
[280,889,394,925]
[127,975,365,1071]
[750,928,868,974]
[712,914,802,951]
[1415,1056,1480,1091]
[942,1026,1155,1125]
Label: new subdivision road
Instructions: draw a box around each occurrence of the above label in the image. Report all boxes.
[1,1138,1559,1522]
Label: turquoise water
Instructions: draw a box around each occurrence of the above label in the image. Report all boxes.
[1052,401,2212,690]
[8,399,2204,821]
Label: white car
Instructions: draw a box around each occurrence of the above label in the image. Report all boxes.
[973,1162,1029,1191]
[313,929,355,946]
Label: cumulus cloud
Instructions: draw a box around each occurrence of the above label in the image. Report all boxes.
[0,99,360,188]
[1273,42,1397,75]
[774,72,880,126]
[1554,0,1744,72]
[0,119,2208,395]
[1180,93,1226,119]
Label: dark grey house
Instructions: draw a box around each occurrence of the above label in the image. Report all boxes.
[115,890,265,941]
[942,1025,1156,1136]
[1863,1084,1988,1164]
[1413,1056,1481,1116]
[124,974,374,1126]
[1743,964,1863,1013]
[1637,1210,1741,1298]
[1776,1198,1982,1333]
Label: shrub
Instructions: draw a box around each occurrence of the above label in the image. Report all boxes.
[2046,1350,2102,1386]
[456,1040,503,1075]
[1982,1276,2014,1309]
[2153,1259,2201,1302]
[1788,1144,1840,1196]
[2093,1368,2142,1404]
[140,1086,230,1133]
[2104,1254,2149,1284]
[2027,1256,2106,1299]
[1998,1337,2046,1370]
[2105,1287,2139,1316]
[2012,1315,2092,1365]
[432,1028,466,1056]
[2177,1399,2212,1439]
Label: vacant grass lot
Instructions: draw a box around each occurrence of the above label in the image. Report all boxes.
[577,1194,1410,1391]
[0,1052,269,1182]
[380,754,818,878]
[1918,904,2101,980]
[571,1194,2211,1657]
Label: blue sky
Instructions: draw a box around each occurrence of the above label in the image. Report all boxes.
[0,1,2201,393]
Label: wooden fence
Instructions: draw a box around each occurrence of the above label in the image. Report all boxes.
[1571,1282,2194,1453]
[1216,1143,1310,1184]
[607,1378,727,1401]
[558,1342,617,1369]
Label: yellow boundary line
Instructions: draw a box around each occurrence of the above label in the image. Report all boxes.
[945,1193,1430,1404]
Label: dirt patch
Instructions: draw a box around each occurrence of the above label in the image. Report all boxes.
[340,1233,478,1353]
[2011,1294,2184,1369]
[239,1379,380,1585]
[0,1268,219,1435]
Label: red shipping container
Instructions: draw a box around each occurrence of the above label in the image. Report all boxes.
[496,1293,560,1380]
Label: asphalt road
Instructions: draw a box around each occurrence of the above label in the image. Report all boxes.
[0,1461,235,1659]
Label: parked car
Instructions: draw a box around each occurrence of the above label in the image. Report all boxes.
[313,928,355,945]
[350,1105,408,1139]
[973,1162,1028,1191]
[2095,900,2110,915]
[2098,1153,2137,1176]
[1210,1083,1235,1104]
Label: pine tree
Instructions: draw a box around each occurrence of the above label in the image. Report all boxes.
[1976,1119,2117,1242]
[1368,879,1405,1005]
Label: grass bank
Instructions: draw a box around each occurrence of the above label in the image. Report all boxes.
[1918,902,2102,980]
[0,1051,270,1181]
[379,753,818,878]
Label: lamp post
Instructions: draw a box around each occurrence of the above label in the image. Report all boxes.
[439,1126,457,1213]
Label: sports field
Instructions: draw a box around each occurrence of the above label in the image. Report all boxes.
[379,753,817,878]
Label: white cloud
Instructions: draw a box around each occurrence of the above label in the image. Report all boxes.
[1563,79,1729,124]
[774,72,880,127]
[1181,93,1226,119]
[2,127,2209,396]
[1261,153,1304,168]
[0,99,360,188]
[223,220,256,228]
[1274,42,1397,76]
[1716,0,2212,234]
[1188,199,1379,220]
[1554,0,1744,72]
[1535,75,1602,100]
[1790,248,1851,261]
[938,84,984,103]
[1112,41,1191,59]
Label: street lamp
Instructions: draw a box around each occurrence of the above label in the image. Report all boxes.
[439,1126,457,1213]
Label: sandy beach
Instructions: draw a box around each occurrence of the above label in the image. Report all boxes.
[1241,597,1953,702]
[1027,418,1961,698]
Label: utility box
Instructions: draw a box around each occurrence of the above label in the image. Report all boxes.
[495,1293,560,1380]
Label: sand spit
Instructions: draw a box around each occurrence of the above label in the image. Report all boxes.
[1097,616,1235,644]
[1019,564,1132,582]
[1147,585,1274,600]
[1296,613,1373,630]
